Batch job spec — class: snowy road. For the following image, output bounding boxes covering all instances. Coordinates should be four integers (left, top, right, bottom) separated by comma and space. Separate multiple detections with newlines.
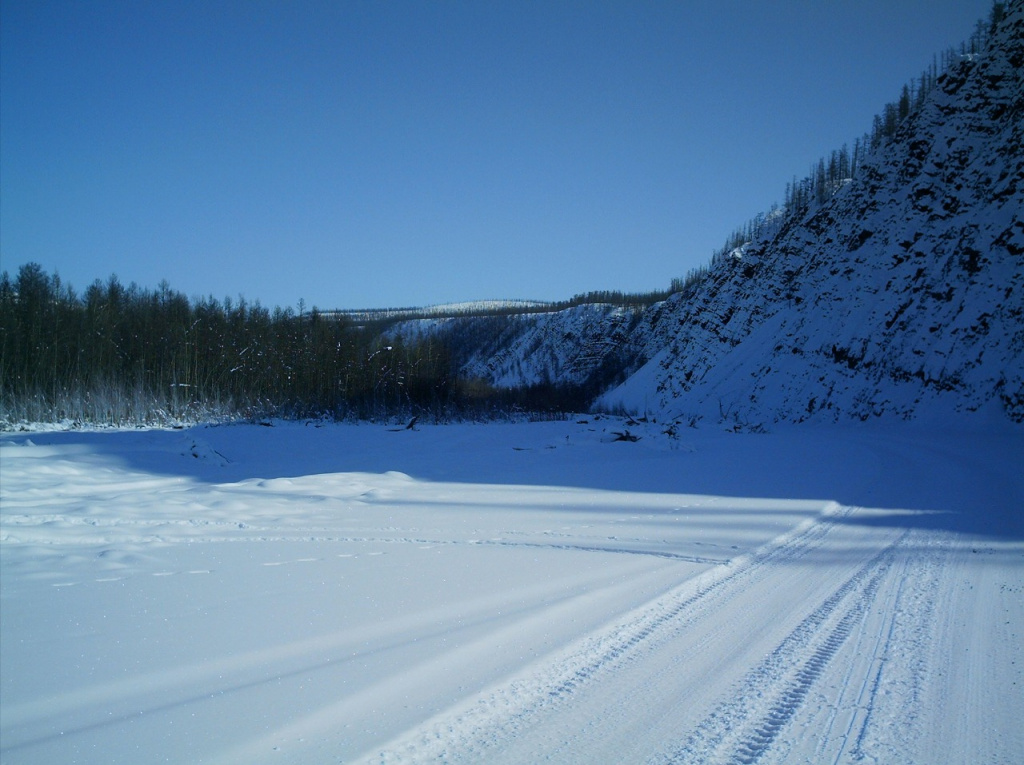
1, 419, 1021, 763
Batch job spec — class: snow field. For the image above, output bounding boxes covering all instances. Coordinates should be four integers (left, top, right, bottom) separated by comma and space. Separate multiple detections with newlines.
1, 418, 1021, 763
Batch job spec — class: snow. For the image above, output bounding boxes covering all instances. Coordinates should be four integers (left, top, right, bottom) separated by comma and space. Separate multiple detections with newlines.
389, 301, 644, 390
2, 418, 1021, 764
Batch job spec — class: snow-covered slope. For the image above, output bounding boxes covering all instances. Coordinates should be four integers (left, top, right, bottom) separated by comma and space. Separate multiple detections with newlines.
600, 4, 1024, 426
390, 301, 662, 392
391, 6, 1022, 427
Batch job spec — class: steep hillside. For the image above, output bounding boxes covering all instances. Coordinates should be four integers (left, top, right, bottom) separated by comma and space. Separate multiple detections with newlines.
383, 4, 1022, 427
600, 2, 1024, 427
390, 302, 662, 396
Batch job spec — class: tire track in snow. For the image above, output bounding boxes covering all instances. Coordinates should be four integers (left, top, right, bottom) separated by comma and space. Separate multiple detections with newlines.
810, 540, 908, 764
361, 504, 856, 763
653, 531, 903, 765
733, 606, 864, 764
843, 535, 944, 763
2, 517, 728, 565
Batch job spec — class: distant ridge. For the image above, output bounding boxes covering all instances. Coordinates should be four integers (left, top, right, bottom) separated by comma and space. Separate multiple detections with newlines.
327, 300, 555, 324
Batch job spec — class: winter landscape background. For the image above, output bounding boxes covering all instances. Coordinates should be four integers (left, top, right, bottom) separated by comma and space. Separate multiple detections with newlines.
2, 2, 1023, 764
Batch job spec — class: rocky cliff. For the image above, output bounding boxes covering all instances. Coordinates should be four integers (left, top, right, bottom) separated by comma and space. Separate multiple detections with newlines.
599, 2, 1023, 426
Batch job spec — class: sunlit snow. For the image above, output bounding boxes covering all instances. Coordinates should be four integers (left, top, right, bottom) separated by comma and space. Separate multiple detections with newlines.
1, 418, 1021, 763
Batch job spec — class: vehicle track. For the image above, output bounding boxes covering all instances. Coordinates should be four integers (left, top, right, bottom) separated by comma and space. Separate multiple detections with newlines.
655, 536, 901, 764
843, 534, 944, 763
361, 505, 912, 764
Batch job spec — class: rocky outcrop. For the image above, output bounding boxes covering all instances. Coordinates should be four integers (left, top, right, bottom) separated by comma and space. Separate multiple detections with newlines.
600, 3, 1024, 426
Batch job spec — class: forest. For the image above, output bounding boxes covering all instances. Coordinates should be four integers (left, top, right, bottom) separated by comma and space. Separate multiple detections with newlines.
708, 3, 1004, 264
0, 264, 468, 425
0, 263, 622, 425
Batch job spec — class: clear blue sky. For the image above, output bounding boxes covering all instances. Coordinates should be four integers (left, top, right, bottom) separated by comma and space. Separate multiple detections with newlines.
1, 0, 992, 311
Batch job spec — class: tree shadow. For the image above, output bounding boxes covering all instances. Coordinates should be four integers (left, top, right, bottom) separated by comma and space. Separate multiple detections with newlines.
3, 421, 1021, 543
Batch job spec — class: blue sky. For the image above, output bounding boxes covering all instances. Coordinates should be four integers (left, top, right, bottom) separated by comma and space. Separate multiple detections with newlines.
1, 1, 992, 311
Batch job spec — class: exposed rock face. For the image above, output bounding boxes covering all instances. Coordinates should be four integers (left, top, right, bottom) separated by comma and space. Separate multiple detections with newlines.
600, 2, 1024, 426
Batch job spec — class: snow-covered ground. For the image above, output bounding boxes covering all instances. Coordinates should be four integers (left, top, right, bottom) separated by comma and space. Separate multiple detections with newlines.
1, 418, 1021, 764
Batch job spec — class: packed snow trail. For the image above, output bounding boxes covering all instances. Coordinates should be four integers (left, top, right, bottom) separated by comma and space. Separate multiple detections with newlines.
361, 505, 907, 764
360, 425, 1024, 765
1, 420, 1021, 764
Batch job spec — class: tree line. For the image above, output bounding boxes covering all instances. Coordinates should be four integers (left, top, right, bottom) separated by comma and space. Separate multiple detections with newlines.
0, 264, 463, 425
2, 264, 664, 426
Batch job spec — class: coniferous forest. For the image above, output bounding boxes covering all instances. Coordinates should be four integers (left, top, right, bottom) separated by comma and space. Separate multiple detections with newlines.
0, 263, 672, 425
0, 264, 464, 424
708, 4, 1004, 264
0, 263, 623, 425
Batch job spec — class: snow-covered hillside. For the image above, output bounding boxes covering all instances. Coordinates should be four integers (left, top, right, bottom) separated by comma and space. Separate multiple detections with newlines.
391, 302, 657, 391
390, 4, 1023, 427
600, 2, 1024, 427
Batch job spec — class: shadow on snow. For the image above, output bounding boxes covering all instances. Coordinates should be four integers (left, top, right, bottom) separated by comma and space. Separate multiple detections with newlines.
2, 420, 1021, 543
